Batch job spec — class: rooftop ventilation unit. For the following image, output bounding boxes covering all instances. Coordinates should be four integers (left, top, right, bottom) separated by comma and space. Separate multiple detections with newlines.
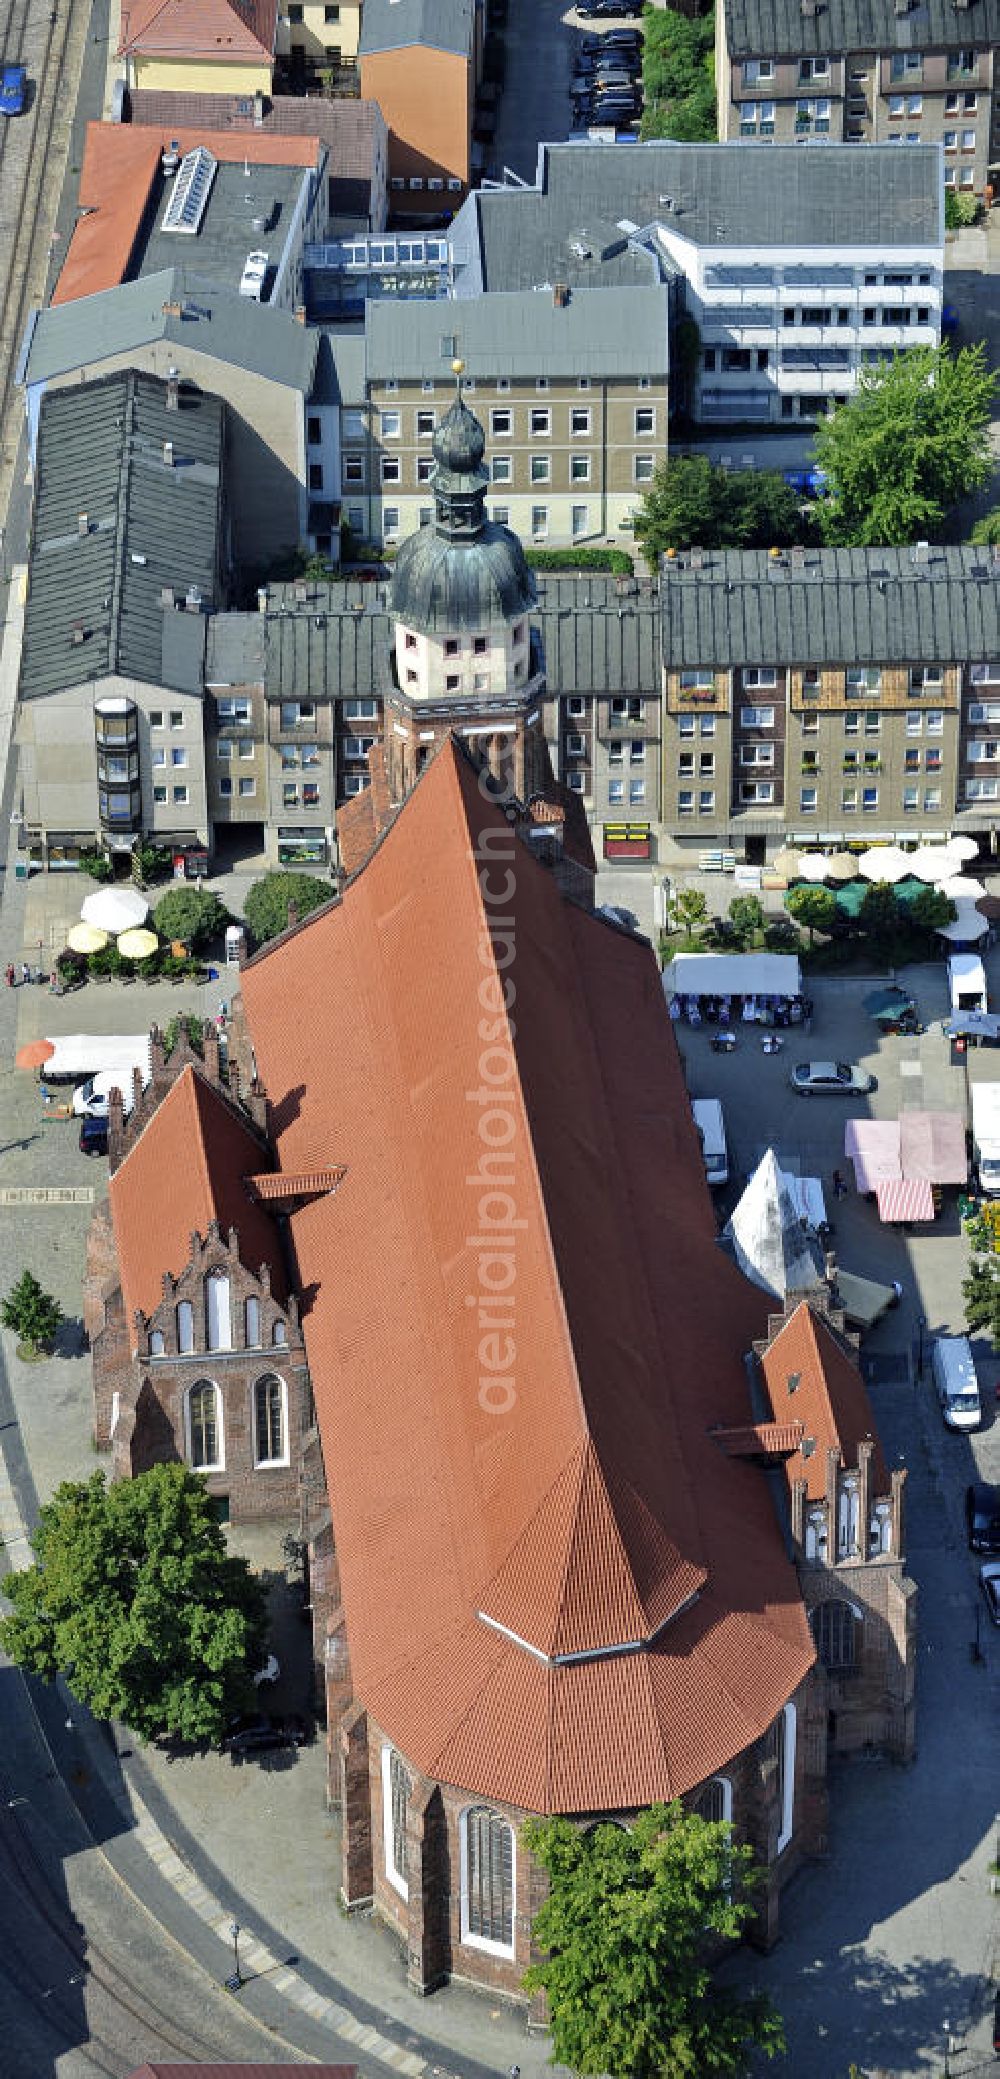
568, 235, 593, 260
77, 512, 89, 536
130, 551, 148, 566
162, 146, 218, 235
160, 587, 177, 609
185, 585, 203, 612
162, 440, 174, 467
161, 138, 181, 176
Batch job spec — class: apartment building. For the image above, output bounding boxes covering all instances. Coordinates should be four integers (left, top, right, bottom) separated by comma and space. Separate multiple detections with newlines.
457, 140, 943, 431
657, 545, 1000, 863
717, 0, 998, 198
357, 288, 670, 550
358, 0, 479, 213
118, 0, 278, 97
125, 90, 389, 230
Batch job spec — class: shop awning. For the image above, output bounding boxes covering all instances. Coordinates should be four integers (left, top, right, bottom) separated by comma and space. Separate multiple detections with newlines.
875, 1176, 935, 1223
844, 1118, 901, 1194
899, 1109, 967, 1185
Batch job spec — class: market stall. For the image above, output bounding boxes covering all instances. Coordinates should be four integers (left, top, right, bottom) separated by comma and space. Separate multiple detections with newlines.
845, 1109, 967, 1212
875, 1177, 935, 1224
899, 1109, 968, 1186
663, 952, 803, 1027
844, 1118, 901, 1194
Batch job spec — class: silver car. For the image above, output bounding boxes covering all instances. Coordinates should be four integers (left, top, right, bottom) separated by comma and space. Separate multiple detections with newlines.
790, 1060, 877, 1097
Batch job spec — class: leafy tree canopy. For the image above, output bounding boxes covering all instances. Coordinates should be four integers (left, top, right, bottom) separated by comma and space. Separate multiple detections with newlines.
243, 870, 336, 947
668, 886, 709, 936
524, 1804, 784, 2079
152, 885, 229, 951
785, 886, 836, 942
0, 1467, 268, 1743
858, 881, 901, 942
812, 344, 997, 546
1, 1271, 63, 1355
963, 1256, 1000, 1346
634, 457, 803, 565
641, 8, 716, 140
970, 508, 1000, 547
908, 886, 956, 935
727, 894, 764, 945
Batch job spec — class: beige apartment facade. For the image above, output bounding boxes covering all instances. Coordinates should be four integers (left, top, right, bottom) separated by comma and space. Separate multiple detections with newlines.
716, 0, 997, 196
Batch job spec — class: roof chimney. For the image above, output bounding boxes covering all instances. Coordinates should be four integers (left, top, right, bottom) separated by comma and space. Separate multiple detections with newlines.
162, 439, 174, 467
800, 0, 818, 16
166, 368, 180, 410
552, 282, 570, 308
253, 88, 264, 125
293, 303, 307, 325
257, 585, 268, 614
78, 511, 89, 536
71, 620, 87, 645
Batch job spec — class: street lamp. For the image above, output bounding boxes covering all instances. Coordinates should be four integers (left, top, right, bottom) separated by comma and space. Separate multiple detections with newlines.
226, 1919, 244, 1991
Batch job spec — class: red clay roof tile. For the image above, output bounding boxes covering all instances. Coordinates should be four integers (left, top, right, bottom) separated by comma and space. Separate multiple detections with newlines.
760, 1303, 887, 1502
118, 0, 278, 62
240, 740, 814, 1811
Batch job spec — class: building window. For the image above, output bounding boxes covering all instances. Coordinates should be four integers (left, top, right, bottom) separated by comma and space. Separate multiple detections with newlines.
678, 789, 694, 814
571, 504, 589, 539
530, 454, 551, 484
811, 1599, 857, 1671
206, 1271, 232, 1352
529, 409, 551, 436
382, 1747, 410, 1897
188, 1380, 222, 1471
630, 779, 646, 805
491, 409, 512, 437
694, 1775, 733, 1826
238, 778, 255, 798
491, 455, 512, 483
171, 747, 187, 768
800, 787, 817, 813
416, 410, 435, 437
149, 1330, 165, 1357
309, 463, 324, 492
381, 456, 400, 484
775, 1702, 796, 1854
571, 453, 591, 483
173, 786, 189, 805
531, 506, 548, 540
176, 1300, 194, 1354
461, 1808, 515, 1954
634, 455, 655, 482
254, 1374, 288, 1465
570, 407, 591, 435
245, 1296, 261, 1346
608, 780, 624, 806
380, 410, 400, 438
273, 1320, 288, 1347
634, 406, 655, 436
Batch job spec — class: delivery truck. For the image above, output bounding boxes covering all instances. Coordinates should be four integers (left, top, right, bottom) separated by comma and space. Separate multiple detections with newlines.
971, 1082, 1000, 1197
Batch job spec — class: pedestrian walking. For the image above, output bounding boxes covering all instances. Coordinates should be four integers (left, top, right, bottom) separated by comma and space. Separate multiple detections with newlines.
20, 962, 30, 986
832, 1168, 847, 1199
4, 963, 14, 989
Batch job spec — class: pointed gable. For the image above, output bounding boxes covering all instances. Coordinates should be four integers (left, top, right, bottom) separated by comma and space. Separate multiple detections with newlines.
109, 1064, 283, 1339
761, 1302, 888, 1501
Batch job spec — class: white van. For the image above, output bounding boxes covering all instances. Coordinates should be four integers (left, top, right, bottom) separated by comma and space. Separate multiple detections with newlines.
931, 1334, 982, 1432
692, 1098, 728, 1188
948, 954, 987, 1017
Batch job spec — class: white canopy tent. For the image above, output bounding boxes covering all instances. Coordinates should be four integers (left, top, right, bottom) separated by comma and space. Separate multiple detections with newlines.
663, 952, 802, 1000
723, 1150, 825, 1303
938, 906, 990, 943
857, 846, 911, 883
937, 875, 987, 901
795, 853, 832, 883
910, 845, 961, 883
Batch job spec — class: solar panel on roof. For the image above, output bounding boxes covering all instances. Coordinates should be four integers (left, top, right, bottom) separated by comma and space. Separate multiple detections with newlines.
162, 147, 218, 235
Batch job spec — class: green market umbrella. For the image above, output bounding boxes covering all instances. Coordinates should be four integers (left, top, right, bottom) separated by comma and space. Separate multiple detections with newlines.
864, 985, 913, 1017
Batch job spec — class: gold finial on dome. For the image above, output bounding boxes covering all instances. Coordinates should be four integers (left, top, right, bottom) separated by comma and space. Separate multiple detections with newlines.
452, 357, 464, 375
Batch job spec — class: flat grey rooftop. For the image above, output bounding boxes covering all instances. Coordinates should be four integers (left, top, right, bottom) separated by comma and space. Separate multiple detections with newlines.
364, 285, 670, 380
21, 370, 224, 702
135, 160, 308, 303
20, 268, 318, 393
476, 143, 941, 292
359, 0, 472, 57
723, 0, 999, 59
659, 546, 1000, 668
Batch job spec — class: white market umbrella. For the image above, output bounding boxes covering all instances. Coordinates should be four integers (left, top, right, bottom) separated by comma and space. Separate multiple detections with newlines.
857, 846, 909, 883
937, 875, 987, 902
772, 847, 800, 879
949, 836, 980, 862
825, 853, 858, 883
66, 921, 109, 954
937, 904, 990, 942
796, 853, 832, 883
910, 845, 960, 883
81, 886, 150, 933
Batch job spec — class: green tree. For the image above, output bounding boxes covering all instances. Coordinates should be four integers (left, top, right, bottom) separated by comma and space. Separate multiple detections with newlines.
1, 1272, 63, 1356
812, 344, 998, 547
908, 887, 956, 936
858, 881, 901, 947
634, 458, 802, 565
162, 1013, 206, 1059
523, 1804, 784, 2079
963, 1257, 1000, 1345
764, 916, 800, 952
728, 894, 764, 946
667, 886, 709, 939
786, 885, 837, 944
640, 7, 716, 140
970, 508, 1000, 546
0, 1466, 268, 1743
243, 870, 336, 947
152, 886, 229, 951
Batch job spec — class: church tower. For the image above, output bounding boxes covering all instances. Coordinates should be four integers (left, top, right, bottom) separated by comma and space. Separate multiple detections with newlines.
384, 366, 551, 804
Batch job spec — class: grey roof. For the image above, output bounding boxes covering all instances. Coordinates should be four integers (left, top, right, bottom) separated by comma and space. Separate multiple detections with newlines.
205, 611, 267, 685
723, 0, 999, 58
359, 0, 472, 57
660, 547, 1000, 669
391, 522, 536, 634
262, 584, 394, 702
476, 143, 941, 290
530, 574, 662, 695
317, 327, 367, 405
136, 160, 309, 300
126, 88, 384, 188
20, 269, 318, 393
724, 1150, 825, 1303
365, 285, 670, 381
252, 572, 662, 698
20, 370, 224, 701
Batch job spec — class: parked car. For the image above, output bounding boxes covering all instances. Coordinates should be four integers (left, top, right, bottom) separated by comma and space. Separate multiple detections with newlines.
580, 28, 641, 48
790, 1060, 876, 1097
979, 1560, 1000, 1626
0, 64, 27, 115
578, 0, 640, 17
223, 1713, 310, 1759
79, 1116, 109, 1157
965, 1481, 1000, 1554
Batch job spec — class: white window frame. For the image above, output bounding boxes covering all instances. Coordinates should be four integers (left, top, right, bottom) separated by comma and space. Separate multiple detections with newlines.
205, 1270, 233, 1352
459, 1807, 516, 1958
381, 1745, 409, 1898
186, 1378, 224, 1472
253, 1372, 289, 1468
776, 1701, 796, 1854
